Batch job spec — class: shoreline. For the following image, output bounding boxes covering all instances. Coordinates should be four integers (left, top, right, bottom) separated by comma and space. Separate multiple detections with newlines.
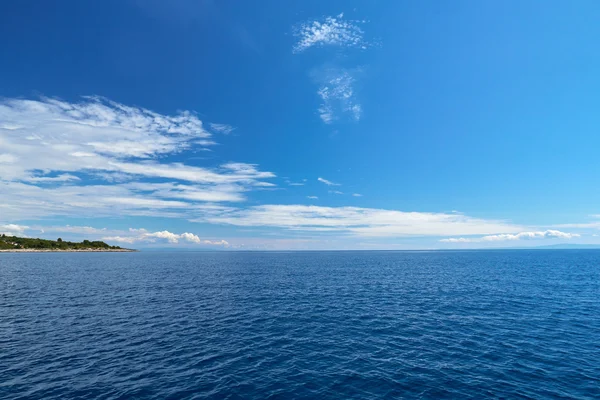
0, 248, 137, 253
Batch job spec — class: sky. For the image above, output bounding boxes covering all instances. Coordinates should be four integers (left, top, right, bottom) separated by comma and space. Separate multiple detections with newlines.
1, 0, 600, 250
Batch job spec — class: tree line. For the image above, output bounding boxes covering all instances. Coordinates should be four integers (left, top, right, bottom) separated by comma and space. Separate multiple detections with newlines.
0, 234, 122, 250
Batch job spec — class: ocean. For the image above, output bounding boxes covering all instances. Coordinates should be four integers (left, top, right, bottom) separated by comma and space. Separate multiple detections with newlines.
1, 250, 599, 399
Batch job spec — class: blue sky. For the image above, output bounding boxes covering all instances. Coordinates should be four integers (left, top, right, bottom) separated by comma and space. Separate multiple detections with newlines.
1, 0, 600, 249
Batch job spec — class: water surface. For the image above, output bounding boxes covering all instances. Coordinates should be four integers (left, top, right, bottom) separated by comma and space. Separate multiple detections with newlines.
1, 250, 599, 399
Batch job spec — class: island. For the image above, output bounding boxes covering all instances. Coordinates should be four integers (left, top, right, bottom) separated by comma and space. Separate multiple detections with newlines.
0, 235, 136, 252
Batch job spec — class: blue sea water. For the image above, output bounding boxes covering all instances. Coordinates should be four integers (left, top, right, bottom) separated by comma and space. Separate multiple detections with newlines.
1, 250, 599, 399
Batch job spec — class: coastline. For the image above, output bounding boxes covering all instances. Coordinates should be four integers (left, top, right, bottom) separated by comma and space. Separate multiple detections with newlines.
0, 248, 137, 253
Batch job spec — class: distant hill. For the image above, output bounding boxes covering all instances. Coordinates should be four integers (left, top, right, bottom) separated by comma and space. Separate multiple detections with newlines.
0, 235, 133, 251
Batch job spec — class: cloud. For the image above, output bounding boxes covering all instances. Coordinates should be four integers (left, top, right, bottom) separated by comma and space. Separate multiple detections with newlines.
315, 69, 362, 124
0, 180, 249, 221
553, 215, 600, 229
293, 13, 370, 53
440, 230, 580, 243
0, 96, 275, 220
209, 123, 235, 135
0, 96, 212, 167
352, 193, 362, 197
25, 174, 81, 183
101, 236, 137, 244
329, 190, 344, 195
0, 154, 18, 163
293, 13, 371, 124
203, 239, 229, 246
103, 229, 228, 246
0, 224, 29, 236
307, 196, 318, 199
31, 225, 109, 235
0, 222, 229, 247
318, 177, 340, 186
201, 204, 523, 238
439, 238, 472, 243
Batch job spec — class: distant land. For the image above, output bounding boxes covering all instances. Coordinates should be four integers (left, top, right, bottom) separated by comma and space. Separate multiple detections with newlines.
526, 243, 600, 250
490, 244, 600, 250
0, 235, 136, 252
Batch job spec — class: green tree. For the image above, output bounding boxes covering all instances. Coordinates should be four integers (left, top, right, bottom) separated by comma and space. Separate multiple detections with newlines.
57, 238, 63, 242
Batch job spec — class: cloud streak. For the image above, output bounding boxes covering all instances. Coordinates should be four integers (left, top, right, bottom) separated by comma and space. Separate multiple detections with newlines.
440, 230, 580, 243
200, 204, 524, 238
209, 123, 235, 135
318, 177, 340, 186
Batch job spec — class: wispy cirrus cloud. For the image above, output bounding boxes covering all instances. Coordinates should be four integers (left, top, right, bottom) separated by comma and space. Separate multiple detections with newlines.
553, 214, 600, 229
315, 68, 362, 124
25, 174, 81, 183
293, 13, 371, 53
0, 96, 275, 221
293, 13, 374, 125
200, 204, 524, 238
440, 230, 580, 243
209, 123, 235, 135
317, 177, 340, 186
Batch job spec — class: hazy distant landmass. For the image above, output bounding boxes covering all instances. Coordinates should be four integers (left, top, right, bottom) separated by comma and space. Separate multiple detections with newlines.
0, 235, 135, 252
497, 244, 600, 250
531, 243, 600, 250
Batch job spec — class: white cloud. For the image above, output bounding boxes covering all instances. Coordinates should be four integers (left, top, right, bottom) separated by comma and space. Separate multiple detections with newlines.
0, 97, 212, 170
32, 225, 109, 235
440, 230, 580, 243
318, 177, 340, 186
102, 236, 137, 244
315, 69, 362, 124
554, 217, 600, 229
439, 238, 472, 243
329, 190, 344, 195
293, 13, 370, 53
307, 196, 318, 199
0, 222, 229, 247
103, 229, 227, 246
144, 230, 182, 243
0, 97, 275, 220
0, 224, 29, 236
0, 98, 275, 184
203, 239, 229, 246
0, 154, 18, 163
352, 193, 362, 197
25, 174, 81, 183
201, 204, 523, 238
209, 123, 235, 135
180, 232, 202, 244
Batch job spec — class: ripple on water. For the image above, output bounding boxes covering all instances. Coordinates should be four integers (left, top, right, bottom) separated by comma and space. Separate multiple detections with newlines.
1, 250, 599, 399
